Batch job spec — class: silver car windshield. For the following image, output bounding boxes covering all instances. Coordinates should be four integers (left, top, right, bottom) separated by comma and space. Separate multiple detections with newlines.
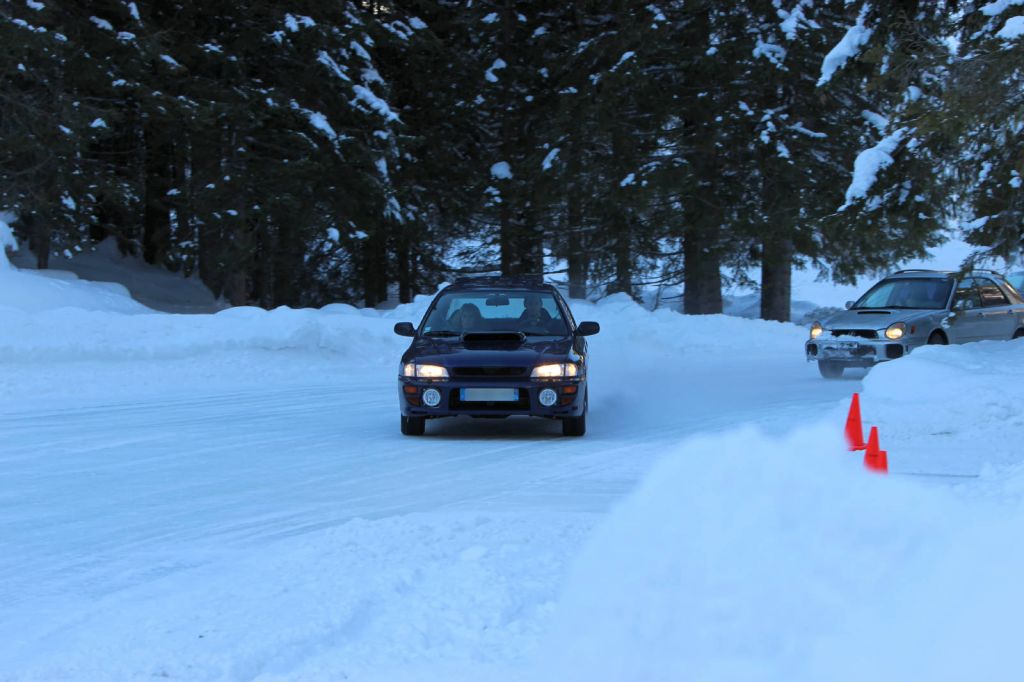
1007, 274, 1024, 295
422, 290, 569, 336
853, 278, 953, 310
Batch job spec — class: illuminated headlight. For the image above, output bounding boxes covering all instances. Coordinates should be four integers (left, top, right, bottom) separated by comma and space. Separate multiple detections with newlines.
810, 322, 824, 340
884, 322, 906, 341
402, 363, 449, 379
422, 388, 442, 407
531, 363, 579, 379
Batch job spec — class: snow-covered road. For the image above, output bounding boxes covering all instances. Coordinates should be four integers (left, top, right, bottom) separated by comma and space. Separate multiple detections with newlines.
0, 341, 857, 605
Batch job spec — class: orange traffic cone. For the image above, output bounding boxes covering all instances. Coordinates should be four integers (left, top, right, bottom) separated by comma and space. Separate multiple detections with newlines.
845, 393, 867, 451
863, 426, 889, 474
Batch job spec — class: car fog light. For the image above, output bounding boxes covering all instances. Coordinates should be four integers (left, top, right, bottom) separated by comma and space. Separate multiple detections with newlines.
539, 388, 557, 407
423, 388, 442, 407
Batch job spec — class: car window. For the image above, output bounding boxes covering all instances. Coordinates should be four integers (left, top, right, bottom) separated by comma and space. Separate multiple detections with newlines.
976, 277, 1010, 307
854, 278, 953, 310
422, 290, 569, 335
1008, 274, 1024, 294
953, 278, 982, 310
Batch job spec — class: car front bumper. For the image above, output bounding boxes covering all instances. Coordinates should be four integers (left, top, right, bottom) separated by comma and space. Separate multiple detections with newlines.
805, 338, 912, 366
398, 377, 586, 418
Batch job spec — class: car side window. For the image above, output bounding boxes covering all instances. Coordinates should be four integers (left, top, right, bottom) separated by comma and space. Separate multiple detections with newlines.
977, 277, 1010, 307
954, 278, 982, 310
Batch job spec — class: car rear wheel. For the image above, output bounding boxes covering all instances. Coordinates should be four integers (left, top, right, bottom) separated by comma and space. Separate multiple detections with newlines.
817, 361, 844, 379
401, 415, 425, 436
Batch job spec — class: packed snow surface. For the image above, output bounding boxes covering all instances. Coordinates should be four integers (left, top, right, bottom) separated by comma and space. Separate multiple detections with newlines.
3, 234, 1024, 679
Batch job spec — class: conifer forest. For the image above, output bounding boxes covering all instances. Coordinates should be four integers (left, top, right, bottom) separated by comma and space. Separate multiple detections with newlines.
1, 1, 1021, 320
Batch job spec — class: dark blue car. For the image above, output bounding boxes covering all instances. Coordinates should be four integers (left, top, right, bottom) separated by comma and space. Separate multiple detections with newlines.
393, 278, 600, 436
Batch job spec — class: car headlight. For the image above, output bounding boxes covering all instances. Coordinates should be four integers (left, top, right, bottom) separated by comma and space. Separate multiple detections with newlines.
884, 322, 906, 341
402, 363, 449, 379
531, 362, 579, 379
810, 322, 824, 340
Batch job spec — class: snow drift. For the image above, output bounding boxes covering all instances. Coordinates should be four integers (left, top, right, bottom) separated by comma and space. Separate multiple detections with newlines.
540, 417, 1024, 682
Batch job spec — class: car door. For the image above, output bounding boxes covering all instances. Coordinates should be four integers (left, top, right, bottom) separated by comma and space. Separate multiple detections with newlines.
975, 276, 1019, 339
947, 278, 985, 343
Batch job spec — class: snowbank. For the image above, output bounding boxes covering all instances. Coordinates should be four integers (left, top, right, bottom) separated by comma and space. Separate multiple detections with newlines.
539, 420, 1024, 682
862, 339, 1024, 475
0, 216, 151, 314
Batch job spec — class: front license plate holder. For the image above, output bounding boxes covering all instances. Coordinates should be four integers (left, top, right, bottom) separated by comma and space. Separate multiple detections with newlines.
821, 341, 860, 357
460, 388, 518, 402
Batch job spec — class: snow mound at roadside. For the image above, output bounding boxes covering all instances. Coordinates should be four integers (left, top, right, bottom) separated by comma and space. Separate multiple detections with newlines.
0, 217, 151, 315
0, 270, 810, 364
862, 340, 1024, 475
539, 422, 1024, 682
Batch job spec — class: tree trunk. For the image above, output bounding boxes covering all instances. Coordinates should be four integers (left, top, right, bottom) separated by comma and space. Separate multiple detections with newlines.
142, 121, 173, 267
25, 213, 51, 269
362, 229, 388, 307
683, 228, 723, 314
565, 133, 587, 298
607, 213, 633, 298
397, 229, 412, 303
761, 235, 794, 322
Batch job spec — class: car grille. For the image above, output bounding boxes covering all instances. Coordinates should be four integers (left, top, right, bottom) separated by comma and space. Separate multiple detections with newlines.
831, 329, 878, 340
450, 367, 528, 378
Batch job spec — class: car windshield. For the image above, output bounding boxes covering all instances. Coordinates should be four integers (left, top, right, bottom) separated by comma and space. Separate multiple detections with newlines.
422, 290, 569, 336
853, 278, 953, 310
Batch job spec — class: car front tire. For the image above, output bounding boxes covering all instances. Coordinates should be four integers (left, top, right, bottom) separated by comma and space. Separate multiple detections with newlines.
401, 415, 425, 436
818, 360, 844, 379
562, 392, 587, 436
562, 413, 586, 437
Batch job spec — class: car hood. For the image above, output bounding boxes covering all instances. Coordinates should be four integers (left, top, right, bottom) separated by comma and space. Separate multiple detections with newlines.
402, 336, 575, 367
822, 308, 941, 330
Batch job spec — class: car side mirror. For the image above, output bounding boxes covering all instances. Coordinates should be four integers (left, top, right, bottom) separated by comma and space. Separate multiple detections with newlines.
576, 321, 600, 336
394, 322, 416, 337
845, 301, 854, 310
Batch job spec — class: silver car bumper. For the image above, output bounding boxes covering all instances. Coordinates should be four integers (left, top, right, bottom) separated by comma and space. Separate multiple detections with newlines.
805, 338, 912, 366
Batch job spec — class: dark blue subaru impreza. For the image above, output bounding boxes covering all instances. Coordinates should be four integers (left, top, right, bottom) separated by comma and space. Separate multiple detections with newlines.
393, 277, 600, 436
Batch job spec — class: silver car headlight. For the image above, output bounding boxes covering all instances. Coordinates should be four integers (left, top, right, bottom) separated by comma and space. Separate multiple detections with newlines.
810, 322, 824, 340
402, 363, 449, 379
884, 322, 906, 341
531, 363, 579, 379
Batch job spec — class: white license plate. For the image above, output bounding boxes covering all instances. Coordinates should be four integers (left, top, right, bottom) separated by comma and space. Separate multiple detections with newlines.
460, 388, 518, 402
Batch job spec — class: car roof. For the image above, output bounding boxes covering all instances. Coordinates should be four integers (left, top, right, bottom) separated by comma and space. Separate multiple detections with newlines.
884, 269, 956, 279
446, 276, 556, 292
884, 268, 1011, 280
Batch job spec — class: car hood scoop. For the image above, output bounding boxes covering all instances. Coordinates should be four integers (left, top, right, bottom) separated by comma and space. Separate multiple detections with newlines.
461, 332, 525, 348
856, 310, 891, 315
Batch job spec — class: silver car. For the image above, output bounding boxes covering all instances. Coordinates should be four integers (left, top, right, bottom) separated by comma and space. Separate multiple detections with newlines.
806, 269, 1024, 379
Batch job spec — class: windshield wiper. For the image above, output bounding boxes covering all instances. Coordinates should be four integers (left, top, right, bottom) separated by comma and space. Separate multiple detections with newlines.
424, 330, 460, 337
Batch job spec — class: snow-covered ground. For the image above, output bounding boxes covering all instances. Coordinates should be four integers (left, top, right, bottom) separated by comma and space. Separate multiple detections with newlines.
3, 221, 1024, 680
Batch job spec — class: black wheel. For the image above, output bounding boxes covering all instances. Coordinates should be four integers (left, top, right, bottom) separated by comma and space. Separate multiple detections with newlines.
1014, 329, 1024, 340
562, 391, 588, 437
928, 331, 948, 345
562, 413, 586, 437
817, 361, 844, 379
401, 415, 425, 436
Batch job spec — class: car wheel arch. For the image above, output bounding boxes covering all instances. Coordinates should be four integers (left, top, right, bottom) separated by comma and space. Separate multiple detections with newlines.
927, 329, 949, 345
